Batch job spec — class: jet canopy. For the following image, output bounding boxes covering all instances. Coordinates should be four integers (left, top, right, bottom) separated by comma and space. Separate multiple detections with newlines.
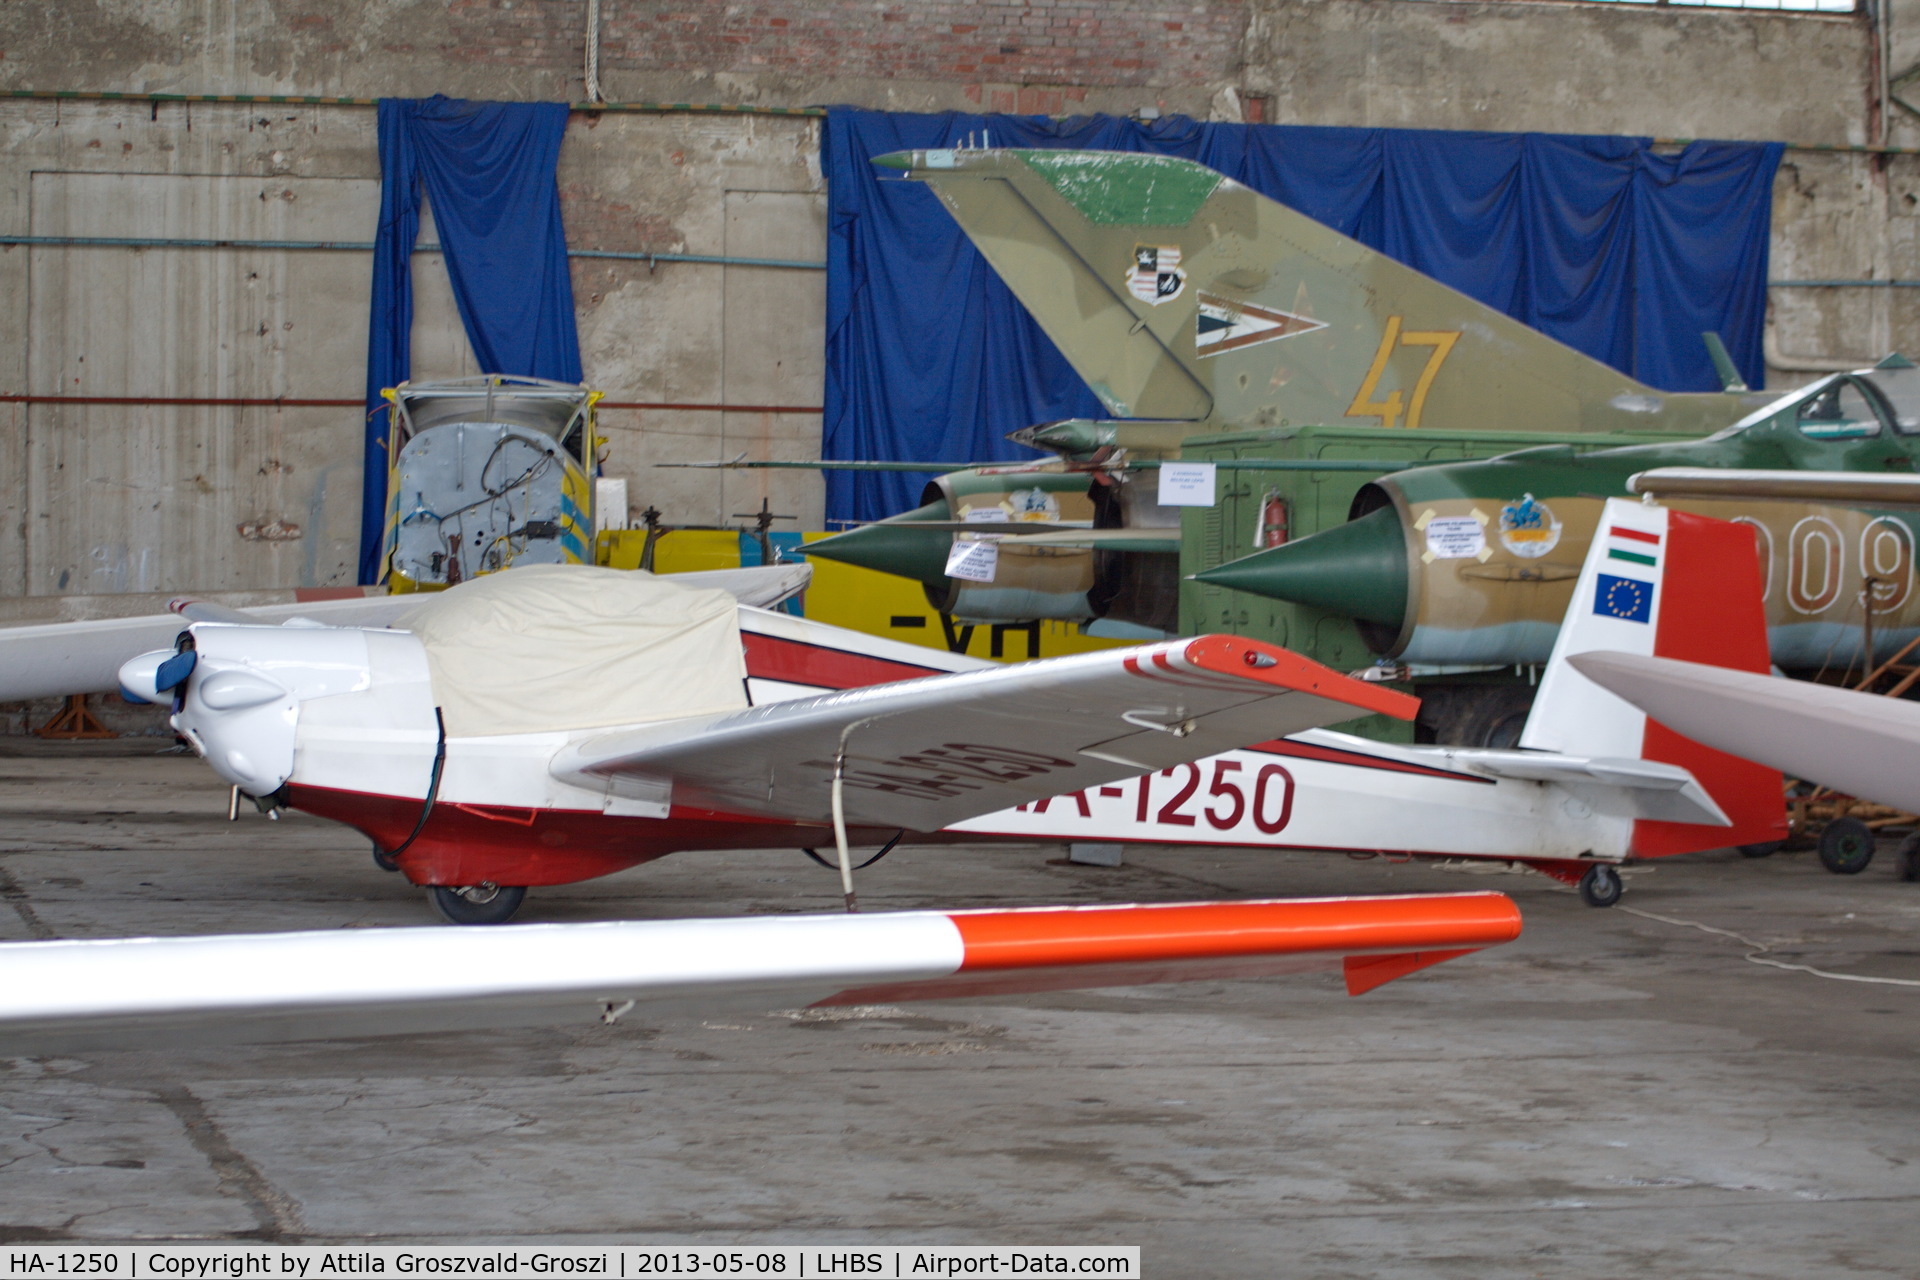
1705, 358, 1920, 444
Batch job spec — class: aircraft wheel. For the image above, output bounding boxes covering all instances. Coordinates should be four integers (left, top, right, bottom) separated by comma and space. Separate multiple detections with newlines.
1817, 818, 1876, 875
1738, 841, 1783, 859
1578, 864, 1623, 908
1894, 833, 1920, 883
429, 883, 527, 925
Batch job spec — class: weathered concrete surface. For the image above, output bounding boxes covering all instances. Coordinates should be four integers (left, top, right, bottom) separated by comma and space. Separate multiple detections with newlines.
0, 743, 1916, 1274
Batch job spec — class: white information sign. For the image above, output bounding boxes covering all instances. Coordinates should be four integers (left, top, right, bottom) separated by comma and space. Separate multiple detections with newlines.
944, 536, 1000, 582
1157, 461, 1217, 507
1424, 516, 1487, 560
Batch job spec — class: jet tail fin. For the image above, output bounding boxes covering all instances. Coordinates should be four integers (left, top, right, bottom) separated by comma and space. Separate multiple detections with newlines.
1520, 497, 1787, 856
890, 148, 1734, 436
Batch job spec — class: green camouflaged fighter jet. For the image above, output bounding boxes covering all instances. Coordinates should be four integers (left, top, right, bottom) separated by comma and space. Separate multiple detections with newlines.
803, 147, 1772, 638
1197, 359, 1920, 673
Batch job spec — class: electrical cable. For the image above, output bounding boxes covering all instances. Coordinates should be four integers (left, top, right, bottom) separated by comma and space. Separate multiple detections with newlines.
800, 830, 904, 872
1622, 904, 1920, 988
372, 708, 447, 871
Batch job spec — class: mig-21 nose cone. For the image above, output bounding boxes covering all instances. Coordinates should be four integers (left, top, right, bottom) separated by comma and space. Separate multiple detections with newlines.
799, 501, 955, 586
1194, 505, 1409, 627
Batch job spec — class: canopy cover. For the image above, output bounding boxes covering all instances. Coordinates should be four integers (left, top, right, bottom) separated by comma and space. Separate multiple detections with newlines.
400, 566, 748, 738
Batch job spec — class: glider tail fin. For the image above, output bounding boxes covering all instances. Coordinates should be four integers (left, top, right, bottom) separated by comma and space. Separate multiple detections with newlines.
1521, 497, 1787, 855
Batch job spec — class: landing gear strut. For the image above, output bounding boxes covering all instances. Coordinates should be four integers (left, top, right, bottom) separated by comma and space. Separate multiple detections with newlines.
429, 883, 528, 925
1578, 864, 1623, 908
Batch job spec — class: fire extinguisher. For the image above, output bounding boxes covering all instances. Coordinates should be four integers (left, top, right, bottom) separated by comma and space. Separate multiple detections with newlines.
1257, 492, 1290, 548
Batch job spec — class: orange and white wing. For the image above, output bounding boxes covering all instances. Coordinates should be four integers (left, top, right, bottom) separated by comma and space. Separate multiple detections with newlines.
0, 893, 1522, 1054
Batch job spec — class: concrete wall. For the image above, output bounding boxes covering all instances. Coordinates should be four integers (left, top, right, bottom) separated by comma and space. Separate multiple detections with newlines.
0, 0, 1910, 602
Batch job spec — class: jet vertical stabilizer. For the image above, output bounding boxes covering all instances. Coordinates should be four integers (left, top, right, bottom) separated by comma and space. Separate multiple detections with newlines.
881, 148, 1760, 438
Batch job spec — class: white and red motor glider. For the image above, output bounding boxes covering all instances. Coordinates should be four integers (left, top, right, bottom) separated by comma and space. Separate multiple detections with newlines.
95, 494, 1782, 923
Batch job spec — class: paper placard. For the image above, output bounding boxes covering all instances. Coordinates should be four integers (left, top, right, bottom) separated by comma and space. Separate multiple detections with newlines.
1424, 516, 1486, 560
1158, 461, 1217, 507
945, 537, 1000, 583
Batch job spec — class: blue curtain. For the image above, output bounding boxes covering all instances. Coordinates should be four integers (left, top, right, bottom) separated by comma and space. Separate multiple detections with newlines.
822, 110, 1783, 524
360, 96, 583, 583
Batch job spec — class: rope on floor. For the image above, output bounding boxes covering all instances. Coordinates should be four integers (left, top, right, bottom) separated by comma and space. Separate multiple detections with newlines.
1622, 905, 1920, 988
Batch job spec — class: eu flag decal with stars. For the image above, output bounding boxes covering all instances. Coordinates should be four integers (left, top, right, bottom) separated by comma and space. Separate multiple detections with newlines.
1595, 573, 1653, 623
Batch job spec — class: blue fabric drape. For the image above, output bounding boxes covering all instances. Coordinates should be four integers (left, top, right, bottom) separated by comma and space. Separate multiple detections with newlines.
360, 96, 582, 583
822, 110, 1783, 524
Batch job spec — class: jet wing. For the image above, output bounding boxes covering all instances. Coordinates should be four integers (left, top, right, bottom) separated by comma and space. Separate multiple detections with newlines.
551, 635, 1416, 830
1571, 651, 1920, 814
985, 528, 1183, 553
0, 564, 810, 702
0, 893, 1522, 1054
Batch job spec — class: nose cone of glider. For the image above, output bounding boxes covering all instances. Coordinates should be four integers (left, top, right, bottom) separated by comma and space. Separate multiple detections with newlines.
117, 648, 179, 705
800, 501, 956, 586
1194, 505, 1410, 627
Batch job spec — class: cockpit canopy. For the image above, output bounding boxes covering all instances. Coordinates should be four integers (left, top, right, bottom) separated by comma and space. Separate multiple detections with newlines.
1708, 358, 1920, 443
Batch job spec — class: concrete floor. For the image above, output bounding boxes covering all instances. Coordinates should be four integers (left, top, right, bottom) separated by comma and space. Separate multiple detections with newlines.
1, 742, 1917, 1275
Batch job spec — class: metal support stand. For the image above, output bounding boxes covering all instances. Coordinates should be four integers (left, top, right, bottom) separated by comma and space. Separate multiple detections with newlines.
831, 749, 858, 913
34, 694, 115, 740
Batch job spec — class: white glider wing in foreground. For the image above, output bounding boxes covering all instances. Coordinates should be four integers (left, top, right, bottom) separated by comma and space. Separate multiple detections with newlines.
1571, 651, 1920, 815
551, 635, 1417, 831
0, 894, 1523, 1055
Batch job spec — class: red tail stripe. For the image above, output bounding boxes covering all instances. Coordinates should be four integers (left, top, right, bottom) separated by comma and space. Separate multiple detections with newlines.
1610, 526, 1662, 545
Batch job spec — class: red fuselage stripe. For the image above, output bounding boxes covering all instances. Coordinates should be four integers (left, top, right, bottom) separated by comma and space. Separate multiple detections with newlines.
1609, 526, 1661, 545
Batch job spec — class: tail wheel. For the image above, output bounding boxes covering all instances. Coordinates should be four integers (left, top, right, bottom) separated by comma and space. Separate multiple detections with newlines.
429, 883, 528, 925
1578, 864, 1623, 908
1738, 841, 1783, 859
1817, 818, 1876, 875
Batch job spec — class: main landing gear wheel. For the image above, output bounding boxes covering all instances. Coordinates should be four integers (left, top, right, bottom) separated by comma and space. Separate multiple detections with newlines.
1817, 818, 1876, 875
429, 883, 527, 925
1738, 841, 1784, 859
1578, 864, 1623, 908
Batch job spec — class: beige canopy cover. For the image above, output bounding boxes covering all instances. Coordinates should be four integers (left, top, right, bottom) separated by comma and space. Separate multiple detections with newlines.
400, 565, 748, 737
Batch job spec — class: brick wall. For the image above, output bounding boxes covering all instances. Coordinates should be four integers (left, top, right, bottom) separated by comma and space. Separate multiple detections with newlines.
595, 2, 1248, 92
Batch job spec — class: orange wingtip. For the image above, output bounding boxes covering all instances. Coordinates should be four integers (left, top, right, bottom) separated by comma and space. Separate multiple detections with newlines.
1180, 635, 1419, 722
951, 893, 1521, 974
816, 894, 1520, 1007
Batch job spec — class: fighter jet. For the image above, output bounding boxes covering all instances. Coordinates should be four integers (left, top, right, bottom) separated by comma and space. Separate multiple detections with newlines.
797, 147, 1774, 636
1197, 359, 1920, 673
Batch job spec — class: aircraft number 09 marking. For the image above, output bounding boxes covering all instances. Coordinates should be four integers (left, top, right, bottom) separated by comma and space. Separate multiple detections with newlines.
1346, 315, 1461, 430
